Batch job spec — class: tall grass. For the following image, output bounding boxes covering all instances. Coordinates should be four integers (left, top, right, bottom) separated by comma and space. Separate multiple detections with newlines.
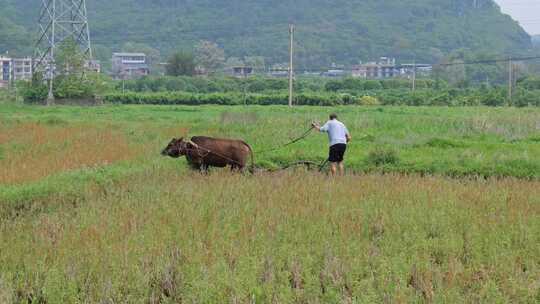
0, 122, 141, 185
1, 104, 539, 302
0, 168, 539, 302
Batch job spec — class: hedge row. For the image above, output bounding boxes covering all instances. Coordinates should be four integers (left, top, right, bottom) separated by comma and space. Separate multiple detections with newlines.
105, 92, 345, 106
104, 89, 540, 107
120, 76, 322, 94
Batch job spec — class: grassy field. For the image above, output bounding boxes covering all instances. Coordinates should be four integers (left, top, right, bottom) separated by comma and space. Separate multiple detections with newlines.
1, 104, 539, 182
0, 104, 539, 302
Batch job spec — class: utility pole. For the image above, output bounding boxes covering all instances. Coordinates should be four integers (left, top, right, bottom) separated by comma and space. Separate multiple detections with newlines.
412, 58, 416, 91
508, 57, 512, 102
34, 0, 93, 106
47, 2, 55, 107
288, 24, 294, 107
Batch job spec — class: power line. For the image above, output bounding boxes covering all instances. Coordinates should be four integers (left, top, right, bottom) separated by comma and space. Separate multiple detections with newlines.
288, 24, 294, 107
436, 55, 540, 66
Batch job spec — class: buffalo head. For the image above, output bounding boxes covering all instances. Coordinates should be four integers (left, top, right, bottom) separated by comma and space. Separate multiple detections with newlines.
161, 137, 189, 158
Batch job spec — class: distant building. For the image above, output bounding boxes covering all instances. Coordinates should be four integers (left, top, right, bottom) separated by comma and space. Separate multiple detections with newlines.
230, 66, 254, 78
322, 69, 347, 77
0, 56, 11, 88
11, 57, 32, 81
85, 60, 101, 73
352, 57, 397, 79
268, 70, 288, 78
112, 52, 149, 79
398, 63, 433, 78
0, 56, 33, 88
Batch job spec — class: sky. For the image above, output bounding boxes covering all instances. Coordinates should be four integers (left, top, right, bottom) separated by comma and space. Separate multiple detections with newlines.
495, 0, 540, 35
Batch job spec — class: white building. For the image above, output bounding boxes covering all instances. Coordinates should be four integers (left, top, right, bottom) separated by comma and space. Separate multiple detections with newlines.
112, 52, 149, 79
398, 64, 433, 78
352, 57, 397, 79
0, 56, 34, 88
12, 57, 33, 81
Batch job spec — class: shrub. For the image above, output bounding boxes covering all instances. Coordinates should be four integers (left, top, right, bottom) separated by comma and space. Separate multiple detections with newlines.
358, 95, 381, 106
366, 148, 400, 166
19, 81, 48, 104
424, 138, 465, 148
512, 89, 540, 107
363, 80, 383, 90
482, 89, 506, 106
324, 80, 343, 92
517, 76, 540, 90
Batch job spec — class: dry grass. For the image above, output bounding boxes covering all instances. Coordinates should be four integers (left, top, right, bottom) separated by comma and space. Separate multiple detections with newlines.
1, 169, 538, 302
0, 122, 139, 185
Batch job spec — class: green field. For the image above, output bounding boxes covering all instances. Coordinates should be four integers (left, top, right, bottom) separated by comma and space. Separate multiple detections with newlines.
1, 104, 539, 302
2, 104, 540, 179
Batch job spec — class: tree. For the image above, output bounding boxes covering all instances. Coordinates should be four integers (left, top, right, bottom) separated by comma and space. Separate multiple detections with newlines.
165, 52, 196, 76
195, 40, 225, 74
53, 39, 90, 99
55, 39, 85, 76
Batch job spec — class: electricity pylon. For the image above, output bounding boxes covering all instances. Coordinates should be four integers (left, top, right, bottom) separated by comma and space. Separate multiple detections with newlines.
34, 0, 93, 105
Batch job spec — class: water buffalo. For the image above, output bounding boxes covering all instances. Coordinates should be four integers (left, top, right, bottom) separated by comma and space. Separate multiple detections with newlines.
161, 136, 254, 172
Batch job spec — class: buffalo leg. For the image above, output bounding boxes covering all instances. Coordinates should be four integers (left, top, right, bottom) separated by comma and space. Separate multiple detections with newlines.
189, 162, 201, 171
230, 164, 244, 172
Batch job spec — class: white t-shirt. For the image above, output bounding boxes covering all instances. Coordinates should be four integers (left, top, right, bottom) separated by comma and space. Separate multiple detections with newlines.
320, 119, 350, 146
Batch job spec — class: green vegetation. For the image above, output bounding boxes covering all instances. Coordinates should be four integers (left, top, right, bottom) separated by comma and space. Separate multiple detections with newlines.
0, 3, 31, 55
0, 104, 539, 302
103, 87, 540, 108
2, 170, 539, 303
17, 40, 113, 103
119, 74, 540, 94
165, 52, 196, 77
16, 71, 540, 106
1, 104, 539, 184
0, 0, 532, 67
0, 89, 18, 105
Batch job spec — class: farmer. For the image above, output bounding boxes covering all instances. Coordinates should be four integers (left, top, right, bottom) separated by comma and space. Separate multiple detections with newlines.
312, 113, 351, 176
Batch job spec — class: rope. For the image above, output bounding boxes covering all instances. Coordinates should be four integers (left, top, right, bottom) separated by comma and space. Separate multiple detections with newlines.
184, 146, 244, 167
184, 146, 328, 173
280, 159, 328, 172
180, 126, 324, 172
255, 126, 315, 154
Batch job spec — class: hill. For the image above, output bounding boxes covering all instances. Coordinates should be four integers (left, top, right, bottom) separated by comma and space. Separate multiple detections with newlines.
0, 3, 31, 56
533, 35, 540, 47
0, 0, 532, 68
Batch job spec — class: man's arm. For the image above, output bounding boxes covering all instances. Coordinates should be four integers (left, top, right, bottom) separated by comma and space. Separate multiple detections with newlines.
345, 126, 351, 142
312, 121, 329, 132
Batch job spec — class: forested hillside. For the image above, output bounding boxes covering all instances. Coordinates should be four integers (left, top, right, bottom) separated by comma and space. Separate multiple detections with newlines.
0, 3, 32, 56
0, 0, 532, 68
